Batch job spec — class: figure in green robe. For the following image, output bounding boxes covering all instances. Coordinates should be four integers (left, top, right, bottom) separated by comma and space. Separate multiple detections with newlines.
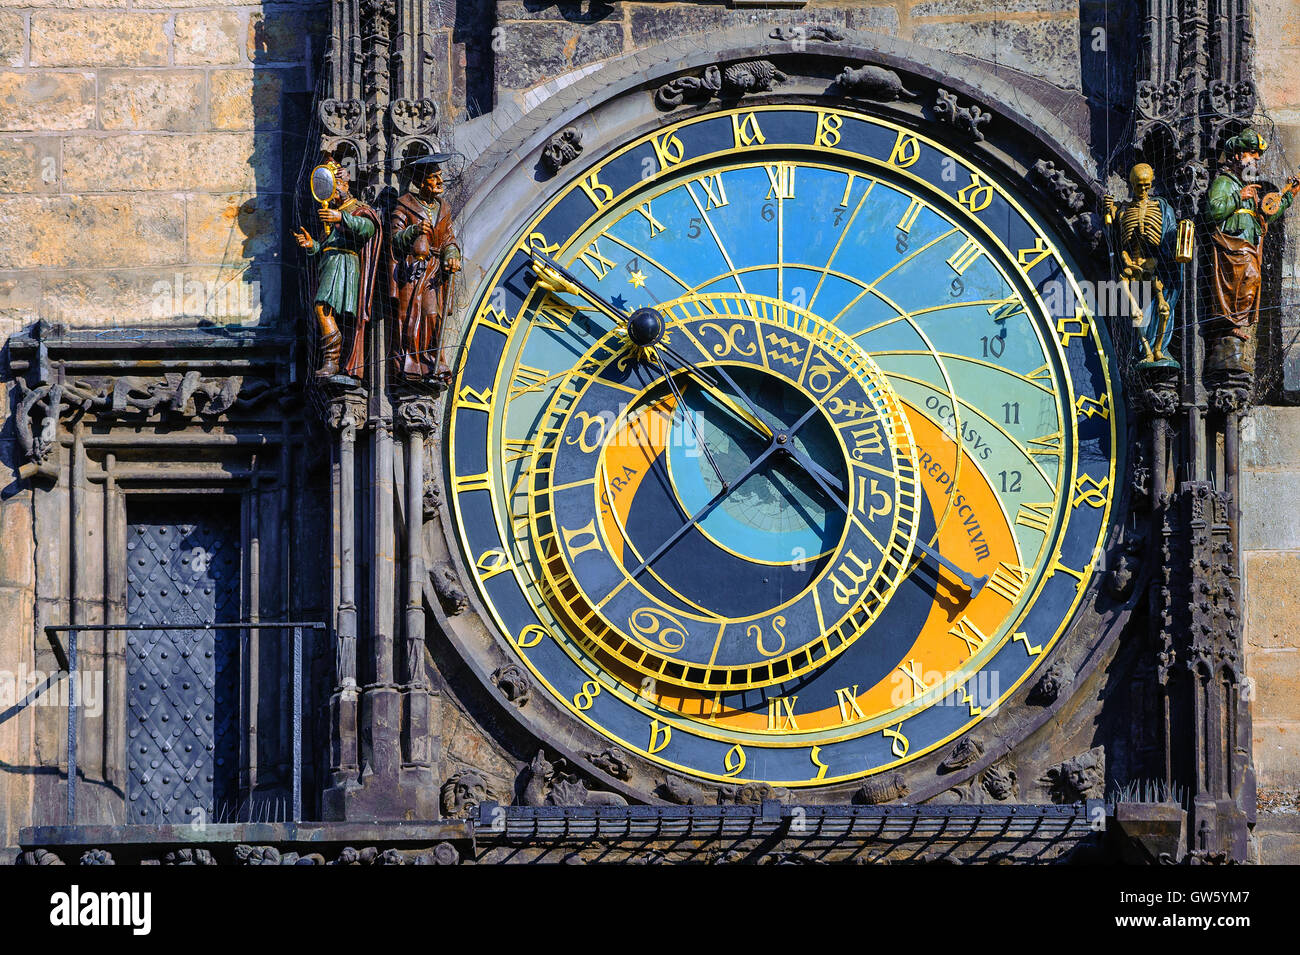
1205, 128, 1299, 374
295, 163, 384, 378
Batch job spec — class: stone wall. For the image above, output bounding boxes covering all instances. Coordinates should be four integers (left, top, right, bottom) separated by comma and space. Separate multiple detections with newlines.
0, 0, 325, 852
489, 0, 1086, 108
1242, 406, 1300, 790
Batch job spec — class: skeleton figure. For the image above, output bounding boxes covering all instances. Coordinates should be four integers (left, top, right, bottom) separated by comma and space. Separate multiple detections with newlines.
1103, 163, 1183, 369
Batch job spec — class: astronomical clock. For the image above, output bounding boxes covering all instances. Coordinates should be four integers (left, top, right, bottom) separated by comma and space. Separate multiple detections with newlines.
446, 103, 1121, 792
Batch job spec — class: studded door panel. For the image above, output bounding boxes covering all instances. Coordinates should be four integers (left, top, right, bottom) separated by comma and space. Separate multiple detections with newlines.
125, 504, 241, 825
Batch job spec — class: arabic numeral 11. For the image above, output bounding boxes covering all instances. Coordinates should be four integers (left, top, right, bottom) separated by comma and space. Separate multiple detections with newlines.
1003, 401, 1020, 425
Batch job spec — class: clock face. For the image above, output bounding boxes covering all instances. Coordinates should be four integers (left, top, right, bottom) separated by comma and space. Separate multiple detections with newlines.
449, 105, 1121, 787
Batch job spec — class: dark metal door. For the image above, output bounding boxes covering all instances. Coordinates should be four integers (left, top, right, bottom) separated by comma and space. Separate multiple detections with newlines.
125, 503, 241, 825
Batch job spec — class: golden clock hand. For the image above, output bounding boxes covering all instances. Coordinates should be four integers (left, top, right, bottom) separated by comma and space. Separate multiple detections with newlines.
660, 344, 774, 440
530, 249, 630, 325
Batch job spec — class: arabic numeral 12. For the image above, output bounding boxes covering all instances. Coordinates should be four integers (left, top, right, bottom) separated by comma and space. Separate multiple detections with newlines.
998, 470, 1022, 493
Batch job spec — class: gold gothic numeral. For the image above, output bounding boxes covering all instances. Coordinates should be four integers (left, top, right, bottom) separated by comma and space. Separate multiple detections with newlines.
883, 725, 909, 758
814, 110, 843, 147
1057, 307, 1090, 346
579, 169, 614, 209
1072, 474, 1111, 509
652, 131, 686, 169
957, 173, 994, 212
1076, 395, 1110, 421
1017, 237, 1053, 271
732, 112, 766, 148
1012, 631, 1043, 657
723, 744, 747, 777
887, 131, 920, 168
456, 384, 492, 411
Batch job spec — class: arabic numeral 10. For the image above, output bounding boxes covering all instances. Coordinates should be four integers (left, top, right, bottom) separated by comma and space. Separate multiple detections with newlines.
981, 335, 1005, 358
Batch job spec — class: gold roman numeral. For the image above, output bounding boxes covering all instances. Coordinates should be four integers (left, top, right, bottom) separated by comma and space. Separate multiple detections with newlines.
766, 696, 799, 731
764, 162, 796, 200
948, 615, 988, 657
1015, 502, 1054, 535
987, 562, 1031, 603
946, 237, 982, 274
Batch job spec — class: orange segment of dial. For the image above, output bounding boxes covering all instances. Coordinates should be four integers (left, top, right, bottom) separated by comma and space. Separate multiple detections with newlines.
598, 393, 678, 566
641, 400, 1023, 733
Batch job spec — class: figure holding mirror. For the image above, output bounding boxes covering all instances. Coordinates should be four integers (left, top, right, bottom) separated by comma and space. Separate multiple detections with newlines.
296, 158, 384, 378
389, 153, 461, 382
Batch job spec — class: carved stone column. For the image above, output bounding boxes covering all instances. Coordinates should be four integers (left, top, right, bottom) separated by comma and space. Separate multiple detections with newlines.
395, 393, 438, 774
324, 388, 366, 805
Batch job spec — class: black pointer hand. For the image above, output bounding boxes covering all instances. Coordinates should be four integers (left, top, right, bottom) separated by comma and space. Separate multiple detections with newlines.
659, 343, 847, 497
628, 403, 822, 579
649, 352, 729, 492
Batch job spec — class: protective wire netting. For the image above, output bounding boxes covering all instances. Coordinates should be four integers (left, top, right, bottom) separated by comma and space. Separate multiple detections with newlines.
290, 64, 468, 424
1097, 109, 1300, 408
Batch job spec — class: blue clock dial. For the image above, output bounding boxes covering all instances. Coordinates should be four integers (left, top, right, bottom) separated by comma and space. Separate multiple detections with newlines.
448, 105, 1121, 786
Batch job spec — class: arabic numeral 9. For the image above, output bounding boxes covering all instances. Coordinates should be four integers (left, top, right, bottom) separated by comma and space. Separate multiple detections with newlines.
980, 334, 1005, 358
949, 277, 964, 297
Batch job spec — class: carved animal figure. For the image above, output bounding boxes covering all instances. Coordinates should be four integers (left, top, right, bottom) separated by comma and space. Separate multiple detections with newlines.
837, 64, 917, 101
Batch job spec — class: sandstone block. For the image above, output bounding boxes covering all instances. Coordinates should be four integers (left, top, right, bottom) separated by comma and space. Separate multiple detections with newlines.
62, 132, 281, 193
29, 12, 168, 68
248, 8, 326, 64
0, 70, 95, 132
98, 70, 205, 132
0, 12, 24, 67
1250, 650, 1300, 722
185, 191, 281, 264
0, 194, 186, 270
1246, 551, 1300, 650
912, 17, 1080, 91
174, 10, 245, 67
0, 137, 60, 192
495, 21, 622, 92
209, 69, 283, 130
